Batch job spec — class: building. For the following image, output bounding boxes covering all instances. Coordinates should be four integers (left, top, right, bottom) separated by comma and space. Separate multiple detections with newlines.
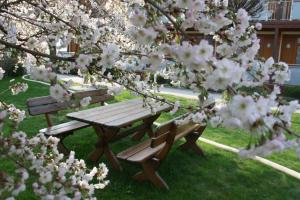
255, 0, 300, 66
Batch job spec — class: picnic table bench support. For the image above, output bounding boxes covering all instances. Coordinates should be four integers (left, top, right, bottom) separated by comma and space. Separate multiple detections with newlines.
56, 132, 74, 155
179, 126, 206, 157
131, 114, 160, 141
133, 158, 169, 190
89, 125, 122, 171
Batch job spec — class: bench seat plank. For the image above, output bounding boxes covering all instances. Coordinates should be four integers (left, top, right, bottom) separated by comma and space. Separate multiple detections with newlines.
174, 123, 201, 140
125, 144, 164, 162
40, 120, 89, 136
117, 140, 151, 160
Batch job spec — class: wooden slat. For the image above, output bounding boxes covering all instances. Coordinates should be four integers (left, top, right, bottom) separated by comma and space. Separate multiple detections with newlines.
40, 121, 89, 136
126, 144, 165, 162
67, 99, 142, 119
67, 99, 170, 124
174, 124, 201, 141
155, 122, 174, 136
29, 101, 71, 116
27, 89, 113, 116
27, 96, 57, 107
73, 88, 108, 98
68, 101, 144, 124
89, 104, 153, 125
151, 132, 169, 148
40, 120, 86, 132
117, 140, 151, 160
89, 94, 113, 104
151, 123, 199, 148
105, 104, 171, 127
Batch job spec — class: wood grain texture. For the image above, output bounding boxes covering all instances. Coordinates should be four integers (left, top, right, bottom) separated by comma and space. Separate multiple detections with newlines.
28, 89, 113, 155
67, 99, 172, 128
117, 119, 206, 190
27, 89, 113, 116
40, 121, 89, 136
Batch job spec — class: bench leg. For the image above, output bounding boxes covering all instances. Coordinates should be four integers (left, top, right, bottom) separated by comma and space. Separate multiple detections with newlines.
133, 159, 169, 190
56, 132, 73, 155
179, 131, 205, 157
133, 171, 148, 181
57, 141, 70, 155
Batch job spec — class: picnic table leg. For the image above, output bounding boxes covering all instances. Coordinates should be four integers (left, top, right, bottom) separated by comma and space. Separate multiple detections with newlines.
89, 139, 105, 162
132, 114, 160, 141
179, 126, 206, 157
89, 125, 122, 171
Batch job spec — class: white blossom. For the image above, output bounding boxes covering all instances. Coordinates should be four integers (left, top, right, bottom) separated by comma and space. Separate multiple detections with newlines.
10, 83, 28, 95
196, 40, 213, 61
0, 67, 5, 80
130, 9, 147, 27
50, 84, 71, 102
76, 54, 93, 69
170, 101, 180, 114
80, 96, 92, 107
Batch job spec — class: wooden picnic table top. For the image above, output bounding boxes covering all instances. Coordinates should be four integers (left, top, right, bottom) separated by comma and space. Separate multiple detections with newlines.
67, 98, 172, 128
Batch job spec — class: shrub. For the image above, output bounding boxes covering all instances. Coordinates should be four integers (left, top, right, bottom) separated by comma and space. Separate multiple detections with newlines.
282, 85, 300, 100
0, 55, 25, 77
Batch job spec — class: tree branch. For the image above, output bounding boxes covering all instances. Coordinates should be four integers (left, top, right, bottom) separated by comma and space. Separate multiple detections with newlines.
27, 1, 77, 31
144, 0, 188, 39
0, 39, 75, 62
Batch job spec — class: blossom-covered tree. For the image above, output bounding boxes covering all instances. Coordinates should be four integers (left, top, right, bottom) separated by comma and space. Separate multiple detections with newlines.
228, 0, 266, 17
0, 0, 299, 199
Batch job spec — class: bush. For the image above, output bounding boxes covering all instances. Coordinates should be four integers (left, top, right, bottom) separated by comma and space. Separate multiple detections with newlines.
156, 74, 171, 85
0, 55, 25, 77
264, 83, 300, 100
282, 85, 300, 100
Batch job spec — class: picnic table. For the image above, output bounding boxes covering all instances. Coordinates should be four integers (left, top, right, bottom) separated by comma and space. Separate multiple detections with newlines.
67, 98, 172, 171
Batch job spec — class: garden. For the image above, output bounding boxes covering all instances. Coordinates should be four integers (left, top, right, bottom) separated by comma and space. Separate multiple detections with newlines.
1, 0, 300, 200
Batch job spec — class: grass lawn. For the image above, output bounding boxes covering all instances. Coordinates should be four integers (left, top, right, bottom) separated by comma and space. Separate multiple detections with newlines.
1, 77, 300, 200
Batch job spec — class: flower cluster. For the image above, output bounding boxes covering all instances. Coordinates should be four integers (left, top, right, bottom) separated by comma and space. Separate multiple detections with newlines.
239, 133, 299, 158
0, 103, 26, 125
99, 43, 120, 68
0, 67, 5, 80
31, 67, 57, 83
9, 82, 28, 95
0, 110, 6, 131
80, 96, 92, 108
50, 84, 72, 102
0, 132, 109, 199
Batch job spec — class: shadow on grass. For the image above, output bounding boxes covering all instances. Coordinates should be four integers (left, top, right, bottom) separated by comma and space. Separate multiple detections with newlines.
60, 129, 300, 200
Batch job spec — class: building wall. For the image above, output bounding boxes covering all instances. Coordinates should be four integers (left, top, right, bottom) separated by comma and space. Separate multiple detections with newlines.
258, 28, 300, 66
255, 1, 300, 65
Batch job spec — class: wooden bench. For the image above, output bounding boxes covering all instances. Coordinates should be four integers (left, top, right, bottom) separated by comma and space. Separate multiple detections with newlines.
27, 88, 113, 154
117, 119, 206, 190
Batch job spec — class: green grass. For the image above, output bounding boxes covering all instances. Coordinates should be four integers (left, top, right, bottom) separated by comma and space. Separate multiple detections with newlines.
1, 77, 300, 200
